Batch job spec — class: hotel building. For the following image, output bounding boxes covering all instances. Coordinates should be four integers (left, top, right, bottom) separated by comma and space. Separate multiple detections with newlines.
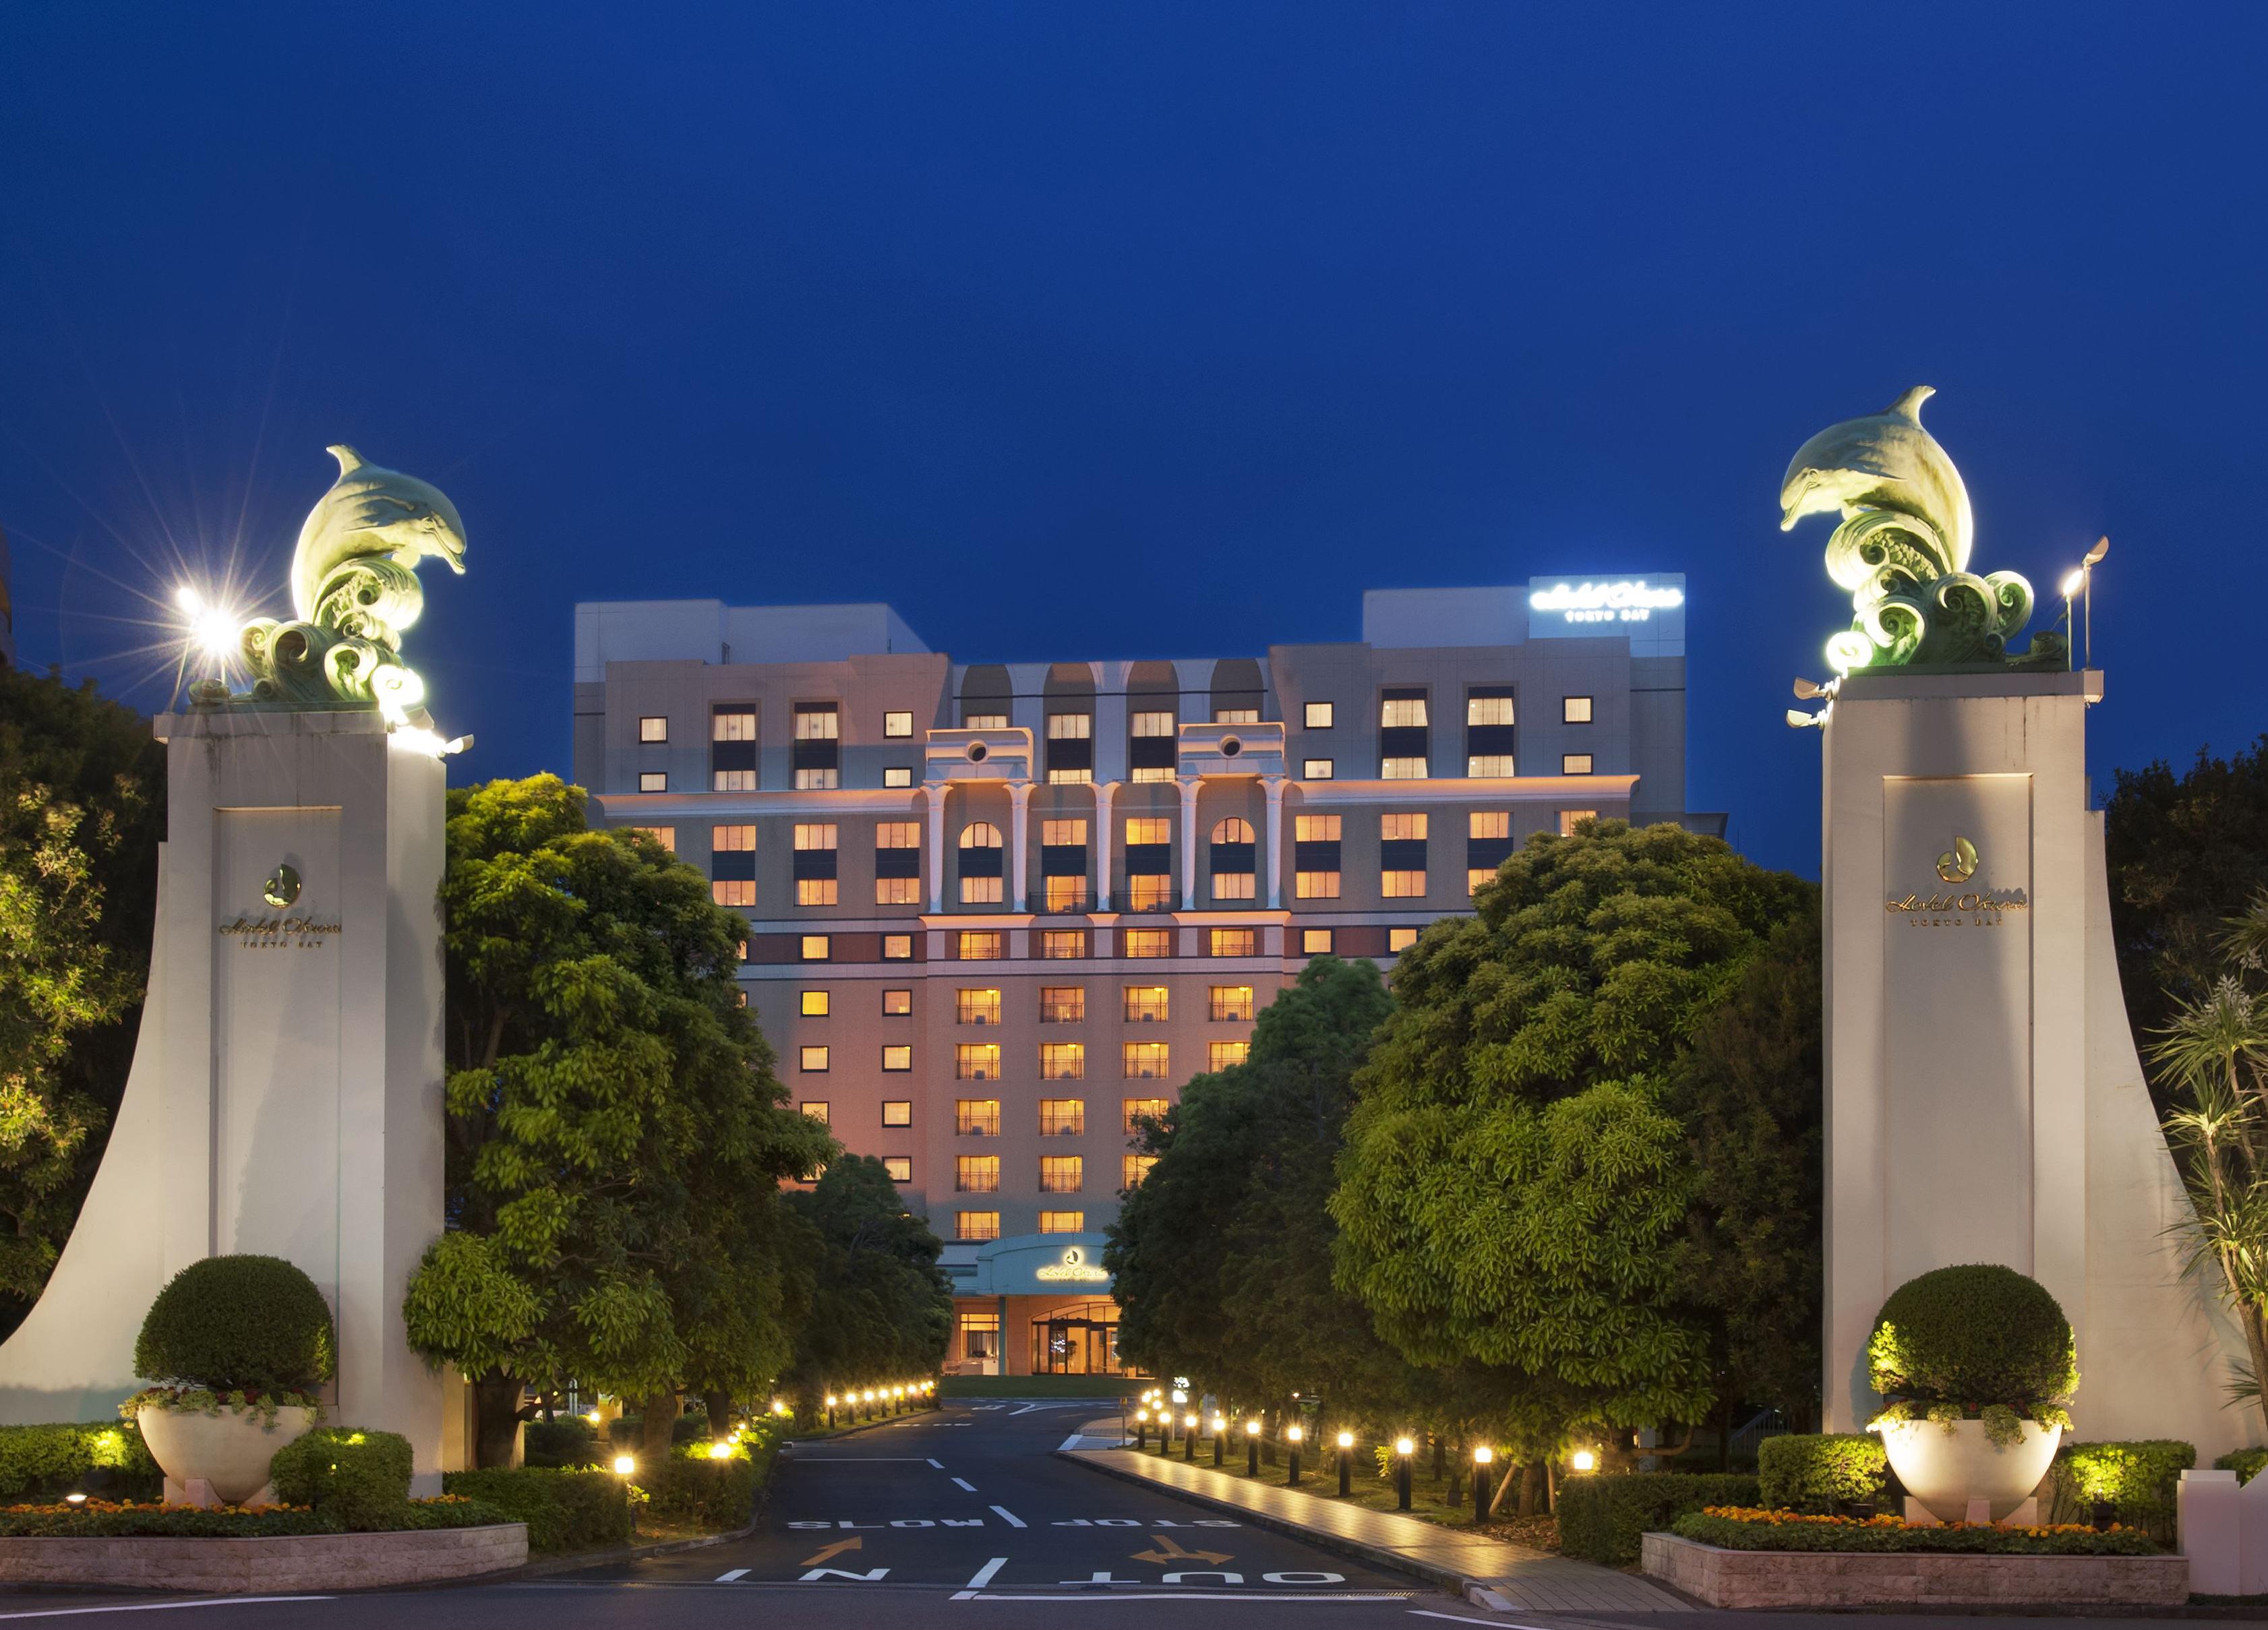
572, 578, 1716, 1377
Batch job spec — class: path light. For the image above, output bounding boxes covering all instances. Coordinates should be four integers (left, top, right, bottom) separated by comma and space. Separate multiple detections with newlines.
1135, 1407, 1149, 1450
1570, 1448, 1597, 1473
1473, 1446, 1494, 1523
1337, 1432, 1354, 1497
1185, 1412, 1200, 1462
586, 1409, 603, 1426
825, 1393, 839, 1427
65, 1493, 86, 1506
1394, 1437, 1415, 1511
613, 1453, 636, 1478
708, 1441, 734, 1461
1246, 1418, 1263, 1477
1210, 1415, 1226, 1467
1286, 1422, 1303, 1487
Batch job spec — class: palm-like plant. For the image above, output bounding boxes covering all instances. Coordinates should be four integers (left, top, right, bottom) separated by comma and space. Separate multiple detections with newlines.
2155, 895, 2268, 1435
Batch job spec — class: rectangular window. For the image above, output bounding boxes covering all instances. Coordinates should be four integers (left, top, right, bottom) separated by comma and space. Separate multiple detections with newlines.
632, 825, 678, 853
714, 768, 756, 791
883, 1099, 912, 1126
1043, 818, 1088, 845
1040, 986, 1085, 1023
962, 874, 1003, 905
715, 822, 757, 851
801, 990, 830, 1017
1131, 711, 1174, 736
794, 706, 840, 741
1303, 928, 1335, 955
1382, 870, 1427, 897
882, 934, 913, 960
1214, 708, 1259, 724
1048, 712, 1092, 738
956, 1099, 1001, 1137
1468, 694, 1516, 726
1303, 758, 1334, 779
1123, 1097, 1168, 1133
1046, 712, 1093, 785
1038, 1210, 1085, 1234
1123, 1153, 1158, 1188
712, 880, 756, 906
1209, 985, 1254, 1021
1123, 986, 1169, 1022
1562, 754, 1594, 775
1381, 696, 1429, 729
1212, 871, 1254, 901
957, 1215, 1001, 1245
882, 1156, 912, 1183
1294, 870, 1340, 899
1295, 814, 1341, 841
1129, 766, 1173, 784
794, 822, 837, 849
1039, 1155, 1084, 1193
1380, 757, 1429, 779
800, 1046, 829, 1072
793, 702, 840, 790
1471, 811, 1510, 839
1129, 709, 1176, 783
955, 1043, 1001, 1081
1038, 1098, 1086, 1136
1123, 1042, 1170, 1079
734, 988, 748, 1008
1125, 816, 1170, 845
638, 771, 666, 792
876, 876, 921, 905
639, 716, 668, 743
1563, 695, 1594, 723
800, 1101, 829, 1124
958, 1308, 1002, 1364
1043, 930, 1088, 959
1040, 1043, 1085, 1080
1468, 756, 1516, 777
797, 878, 838, 905
794, 768, 841, 790
883, 988, 912, 1015
1210, 928, 1255, 957
1125, 874, 1174, 911
1209, 1040, 1249, 1070
964, 712, 1008, 730
1048, 768, 1094, 785
1389, 926, 1420, 951
1469, 869, 1497, 893
1559, 809, 1599, 837
956, 1155, 1000, 1193
1381, 812, 1427, 841
884, 766, 913, 788
802, 934, 830, 961
1122, 928, 1172, 959
792, 822, 838, 907
959, 931, 1004, 961
1304, 701, 1334, 729
713, 710, 756, 742
882, 1046, 912, 1073
957, 988, 1003, 1025
1044, 876, 1090, 911
885, 711, 914, 737
876, 820, 920, 847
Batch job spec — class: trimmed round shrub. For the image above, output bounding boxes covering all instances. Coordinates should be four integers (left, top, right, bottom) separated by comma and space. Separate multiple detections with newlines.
1758, 1433, 1888, 1513
134, 1255, 336, 1395
268, 1428, 412, 1529
1867, 1263, 2076, 1407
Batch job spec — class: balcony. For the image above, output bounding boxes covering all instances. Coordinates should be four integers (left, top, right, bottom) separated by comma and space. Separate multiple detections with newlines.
1178, 719, 1284, 778
925, 727, 1035, 785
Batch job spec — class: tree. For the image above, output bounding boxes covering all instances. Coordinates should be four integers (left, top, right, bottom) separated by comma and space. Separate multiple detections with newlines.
781, 1155, 952, 1398
401, 775, 829, 1465
2105, 737, 2268, 1114
0, 667, 162, 1332
1332, 819, 1814, 1455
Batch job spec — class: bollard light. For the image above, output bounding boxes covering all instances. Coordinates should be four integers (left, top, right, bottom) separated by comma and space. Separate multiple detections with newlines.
1286, 1422, 1304, 1487
1570, 1448, 1597, 1473
1210, 1416, 1226, 1466
1394, 1437, 1414, 1511
1336, 1430, 1354, 1497
613, 1453, 636, 1477
586, 1408, 603, 1426
65, 1493, 86, 1505
1473, 1445, 1494, 1523
1185, 1412, 1199, 1461
708, 1440, 734, 1461
1246, 1417, 1262, 1477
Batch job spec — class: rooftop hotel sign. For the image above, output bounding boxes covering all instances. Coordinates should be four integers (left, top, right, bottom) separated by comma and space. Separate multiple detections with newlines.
1526, 575, 1685, 655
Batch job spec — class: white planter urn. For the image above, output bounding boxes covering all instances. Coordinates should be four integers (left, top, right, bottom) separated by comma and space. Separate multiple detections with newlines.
1879, 1416, 2061, 1523
137, 1404, 316, 1506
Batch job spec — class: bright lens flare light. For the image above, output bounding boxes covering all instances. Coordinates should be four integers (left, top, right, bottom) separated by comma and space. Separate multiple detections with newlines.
1570, 1449, 1597, 1472
2060, 568, 2086, 598
612, 1453, 636, 1476
1394, 1437, 1414, 1457
707, 1441, 734, 1461
175, 583, 241, 663
1245, 1420, 1261, 1436
1336, 1431, 1354, 1449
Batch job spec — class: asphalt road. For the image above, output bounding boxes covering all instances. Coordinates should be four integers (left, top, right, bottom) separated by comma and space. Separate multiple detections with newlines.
0, 1402, 2248, 1630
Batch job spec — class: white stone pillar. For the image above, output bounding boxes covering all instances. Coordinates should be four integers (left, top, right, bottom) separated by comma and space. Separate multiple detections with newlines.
925, 782, 949, 914
1094, 781, 1117, 911
1178, 777, 1202, 910
1009, 781, 1034, 914
1263, 777, 1286, 909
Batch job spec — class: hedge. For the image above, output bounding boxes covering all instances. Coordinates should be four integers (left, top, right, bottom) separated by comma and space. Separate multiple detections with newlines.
525, 1418, 601, 1468
0, 1497, 510, 1539
2216, 1447, 2268, 1486
2048, 1439, 2193, 1543
1757, 1435, 1887, 1513
134, 1255, 335, 1395
442, 1468, 630, 1553
1557, 1473, 1760, 1564
646, 1450, 760, 1529
268, 1428, 414, 1530
0, 1423, 159, 1503
1674, 1509, 2159, 1555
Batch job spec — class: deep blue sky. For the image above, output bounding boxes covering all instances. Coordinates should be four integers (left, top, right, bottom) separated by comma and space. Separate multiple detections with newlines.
6, 3, 2263, 876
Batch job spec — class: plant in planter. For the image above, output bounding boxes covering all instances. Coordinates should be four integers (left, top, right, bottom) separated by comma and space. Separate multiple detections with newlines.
1866, 1263, 2077, 1521
122, 1255, 334, 1505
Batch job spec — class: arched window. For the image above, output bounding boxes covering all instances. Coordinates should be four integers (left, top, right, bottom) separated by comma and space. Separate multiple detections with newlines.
1210, 815, 1257, 901
959, 822, 1005, 905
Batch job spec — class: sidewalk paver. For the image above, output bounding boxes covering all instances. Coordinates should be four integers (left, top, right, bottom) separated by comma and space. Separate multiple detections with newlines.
1062, 1441, 1693, 1612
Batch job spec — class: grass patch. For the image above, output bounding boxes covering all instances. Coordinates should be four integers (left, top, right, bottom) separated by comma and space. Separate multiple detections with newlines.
941, 1375, 1133, 1399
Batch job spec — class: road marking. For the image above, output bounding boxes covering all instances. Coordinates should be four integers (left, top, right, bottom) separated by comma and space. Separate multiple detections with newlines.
963, 1557, 1009, 1592
1057, 1432, 1085, 1451
800, 1567, 889, 1582
1131, 1533, 1233, 1566
1407, 1614, 1554, 1629
988, 1503, 1027, 1528
953, 1476, 978, 1491
957, 1592, 1410, 1602
799, 1537, 863, 1567
0, 1606, 334, 1623
713, 1569, 750, 1583
793, 1456, 934, 1461
927, 1457, 945, 1468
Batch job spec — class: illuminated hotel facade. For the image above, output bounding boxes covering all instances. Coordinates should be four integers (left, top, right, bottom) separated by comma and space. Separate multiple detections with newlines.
572, 578, 1715, 1376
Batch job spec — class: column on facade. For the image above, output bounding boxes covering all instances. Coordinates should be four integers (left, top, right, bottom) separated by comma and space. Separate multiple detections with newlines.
1177, 775, 1202, 910
1008, 780, 1034, 914
1263, 775, 1286, 909
1094, 780, 1117, 911
925, 781, 949, 914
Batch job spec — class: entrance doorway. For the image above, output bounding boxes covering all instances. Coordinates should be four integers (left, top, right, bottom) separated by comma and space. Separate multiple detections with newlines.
1029, 1300, 1122, 1375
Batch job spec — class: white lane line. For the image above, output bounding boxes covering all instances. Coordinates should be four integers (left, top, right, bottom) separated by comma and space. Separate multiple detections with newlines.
988, 1503, 1028, 1528
928, 1457, 945, 1468
1407, 1614, 1553, 1629
948, 1557, 1009, 1600
0, 1604, 334, 1622
953, 1476, 979, 1491
792, 1456, 934, 1461
958, 1593, 1411, 1602
714, 1568, 750, 1583
1057, 1432, 1084, 1451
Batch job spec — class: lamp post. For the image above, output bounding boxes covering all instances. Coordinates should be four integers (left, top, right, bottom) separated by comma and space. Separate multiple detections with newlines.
1185, 1412, 1199, 1461
1473, 1446, 1493, 1523
1337, 1431, 1354, 1498
1211, 1416, 1226, 1466
1286, 1423, 1303, 1486
1134, 1408, 1148, 1449
1245, 1418, 1262, 1476
1394, 1437, 1414, 1511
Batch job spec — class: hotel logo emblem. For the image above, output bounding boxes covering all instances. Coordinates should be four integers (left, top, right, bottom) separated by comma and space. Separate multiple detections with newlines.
263, 862, 302, 908
1890, 832, 2026, 927
1936, 835, 1978, 884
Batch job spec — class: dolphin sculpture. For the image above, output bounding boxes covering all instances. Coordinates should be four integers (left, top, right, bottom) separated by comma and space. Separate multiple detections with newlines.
1779, 386, 1973, 574
290, 444, 468, 627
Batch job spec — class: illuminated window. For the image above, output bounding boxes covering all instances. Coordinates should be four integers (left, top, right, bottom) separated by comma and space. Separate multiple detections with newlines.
1123, 986, 1169, 1023
959, 820, 1004, 904
1210, 928, 1255, 957
1210, 816, 1255, 902
794, 768, 839, 789
883, 1156, 912, 1182
632, 825, 678, 853
1468, 869, 1497, 894
1295, 871, 1340, 899
709, 822, 756, 907
1047, 768, 1093, 785
1125, 817, 1170, 843
712, 880, 756, 906
801, 935, 831, 961
883, 1046, 912, 1073
797, 878, 837, 906
876, 820, 920, 847
1381, 696, 1428, 729
1302, 929, 1334, 955
638, 716, 668, 742
1303, 758, 1334, 779
1214, 708, 1259, 724
1125, 875, 1174, 911
956, 1043, 1001, 1081
1211, 872, 1254, 901
1468, 757, 1516, 777
1389, 927, 1420, 952
1468, 695, 1515, 727
717, 768, 758, 791
801, 990, 830, 1017
961, 875, 1003, 903
793, 702, 839, 789
734, 988, 748, 1008
1129, 710, 1176, 783
1047, 712, 1093, 785
1041, 1044, 1085, 1081
800, 1046, 829, 1072
1563, 695, 1594, 723
1381, 812, 1427, 841
1295, 814, 1340, 840
793, 824, 837, 909
1045, 876, 1090, 911
883, 1099, 912, 1127
795, 706, 840, 740
956, 1099, 1001, 1137
800, 1101, 829, 1124
1041, 986, 1086, 1023
885, 711, 914, 737
1131, 711, 1174, 735
958, 1308, 1002, 1362
1471, 811, 1510, 839
1039, 1155, 1084, 1193
1562, 754, 1594, 775
957, 988, 1003, 1025
884, 766, 913, 788
1049, 713, 1092, 738
1559, 809, 1598, 837
1123, 1042, 1170, 1080
1123, 1097, 1168, 1133
1381, 757, 1429, 779
1039, 1098, 1086, 1136
1038, 1210, 1085, 1234
1305, 701, 1334, 729
1125, 820, 1170, 910
711, 709, 754, 742
1123, 1153, 1158, 1188
736, 939, 748, 960
956, 1155, 1000, 1193
1209, 1040, 1249, 1070
882, 934, 913, 960
957, 1213, 1001, 1244
958, 930, 1003, 961
883, 988, 912, 1015
639, 771, 666, 791
876, 876, 920, 905
1129, 766, 1174, 784
1294, 811, 1340, 898
964, 713, 1008, 730
1382, 871, 1427, 897
1209, 985, 1254, 1021
1044, 818, 1088, 845
715, 823, 756, 851
1043, 930, 1088, 959
1122, 928, 1172, 959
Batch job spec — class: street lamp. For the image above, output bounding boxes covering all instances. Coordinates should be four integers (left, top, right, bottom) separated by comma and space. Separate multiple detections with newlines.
1185, 1412, 1199, 1462
1473, 1445, 1494, 1523
1394, 1437, 1415, 1511
1337, 1431, 1354, 1497
1245, 1418, 1262, 1476
1286, 1422, 1303, 1486
2060, 535, 2109, 671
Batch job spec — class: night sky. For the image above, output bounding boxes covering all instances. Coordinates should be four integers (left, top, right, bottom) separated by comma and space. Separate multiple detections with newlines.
5, 3, 2263, 876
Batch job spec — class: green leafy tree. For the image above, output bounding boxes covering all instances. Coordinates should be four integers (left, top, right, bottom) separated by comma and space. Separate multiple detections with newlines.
0, 667, 162, 1330
781, 1155, 951, 1398
1333, 819, 1812, 1454
402, 775, 829, 1465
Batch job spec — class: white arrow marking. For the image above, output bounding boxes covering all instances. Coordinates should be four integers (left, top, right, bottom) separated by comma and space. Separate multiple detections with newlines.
800, 1567, 890, 1582
713, 1568, 749, 1583
988, 1503, 1027, 1528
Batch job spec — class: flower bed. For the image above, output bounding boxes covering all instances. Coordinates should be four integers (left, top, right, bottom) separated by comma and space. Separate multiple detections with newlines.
0, 1495, 510, 1538
1673, 1506, 2159, 1555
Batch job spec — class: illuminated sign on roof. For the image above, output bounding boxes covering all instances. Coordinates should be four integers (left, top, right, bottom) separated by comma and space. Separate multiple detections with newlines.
1527, 575, 1686, 656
